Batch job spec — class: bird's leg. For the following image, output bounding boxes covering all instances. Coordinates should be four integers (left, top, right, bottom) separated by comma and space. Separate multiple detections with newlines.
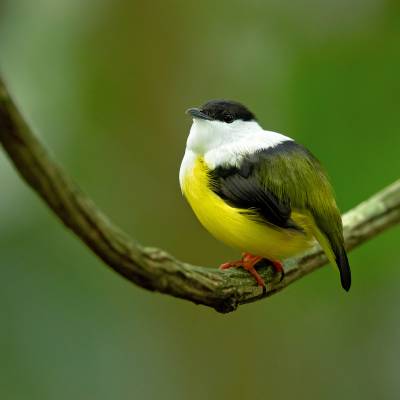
241, 253, 265, 288
219, 252, 265, 288
219, 259, 243, 270
219, 254, 285, 287
271, 260, 285, 282
219, 252, 259, 270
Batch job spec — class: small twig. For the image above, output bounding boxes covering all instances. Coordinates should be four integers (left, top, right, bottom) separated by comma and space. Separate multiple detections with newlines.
1, 76, 399, 313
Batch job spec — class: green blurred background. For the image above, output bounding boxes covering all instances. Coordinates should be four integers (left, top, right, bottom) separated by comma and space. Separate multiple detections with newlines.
1, 1, 400, 399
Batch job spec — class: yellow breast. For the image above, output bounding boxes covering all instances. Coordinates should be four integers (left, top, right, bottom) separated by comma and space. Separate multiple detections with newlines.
181, 156, 314, 260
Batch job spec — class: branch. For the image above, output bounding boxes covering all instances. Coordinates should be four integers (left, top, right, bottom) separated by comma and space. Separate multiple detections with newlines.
1, 76, 400, 313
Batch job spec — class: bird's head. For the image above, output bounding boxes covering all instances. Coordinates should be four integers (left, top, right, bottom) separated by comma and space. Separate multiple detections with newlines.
185, 99, 261, 154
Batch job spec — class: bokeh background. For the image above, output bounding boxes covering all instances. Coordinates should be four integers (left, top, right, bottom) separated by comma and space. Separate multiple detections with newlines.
1, 1, 400, 399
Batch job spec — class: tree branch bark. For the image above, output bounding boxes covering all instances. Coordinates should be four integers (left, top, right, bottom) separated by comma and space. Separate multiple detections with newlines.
1, 76, 400, 313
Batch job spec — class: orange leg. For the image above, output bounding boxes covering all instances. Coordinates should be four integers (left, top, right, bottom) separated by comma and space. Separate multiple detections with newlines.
219, 252, 265, 288
271, 260, 285, 282
219, 253, 285, 287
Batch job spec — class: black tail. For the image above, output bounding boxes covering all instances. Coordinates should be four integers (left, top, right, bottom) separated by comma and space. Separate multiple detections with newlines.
334, 246, 351, 291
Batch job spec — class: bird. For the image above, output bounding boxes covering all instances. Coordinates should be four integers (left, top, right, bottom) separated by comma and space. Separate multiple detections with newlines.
179, 99, 351, 291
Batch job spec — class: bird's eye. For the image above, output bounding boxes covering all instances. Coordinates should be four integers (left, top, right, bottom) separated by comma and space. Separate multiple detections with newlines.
223, 113, 234, 123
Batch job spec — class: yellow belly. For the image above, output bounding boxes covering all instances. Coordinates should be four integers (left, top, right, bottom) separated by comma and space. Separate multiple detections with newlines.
182, 156, 315, 260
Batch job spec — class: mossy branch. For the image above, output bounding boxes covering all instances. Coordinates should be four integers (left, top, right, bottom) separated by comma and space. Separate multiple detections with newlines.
1, 76, 400, 313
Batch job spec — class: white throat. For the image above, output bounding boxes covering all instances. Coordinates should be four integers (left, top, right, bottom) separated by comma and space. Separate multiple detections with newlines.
179, 118, 292, 188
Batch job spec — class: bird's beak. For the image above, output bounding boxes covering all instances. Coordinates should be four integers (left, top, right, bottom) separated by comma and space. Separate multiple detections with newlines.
185, 107, 213, 120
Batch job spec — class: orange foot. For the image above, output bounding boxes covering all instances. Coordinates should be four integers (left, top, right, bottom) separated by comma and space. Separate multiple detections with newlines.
271, 260, 285, 282
220, 253, 285, 288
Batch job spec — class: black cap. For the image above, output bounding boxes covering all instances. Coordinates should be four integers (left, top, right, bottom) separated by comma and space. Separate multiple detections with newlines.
186, 99, 256, 124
